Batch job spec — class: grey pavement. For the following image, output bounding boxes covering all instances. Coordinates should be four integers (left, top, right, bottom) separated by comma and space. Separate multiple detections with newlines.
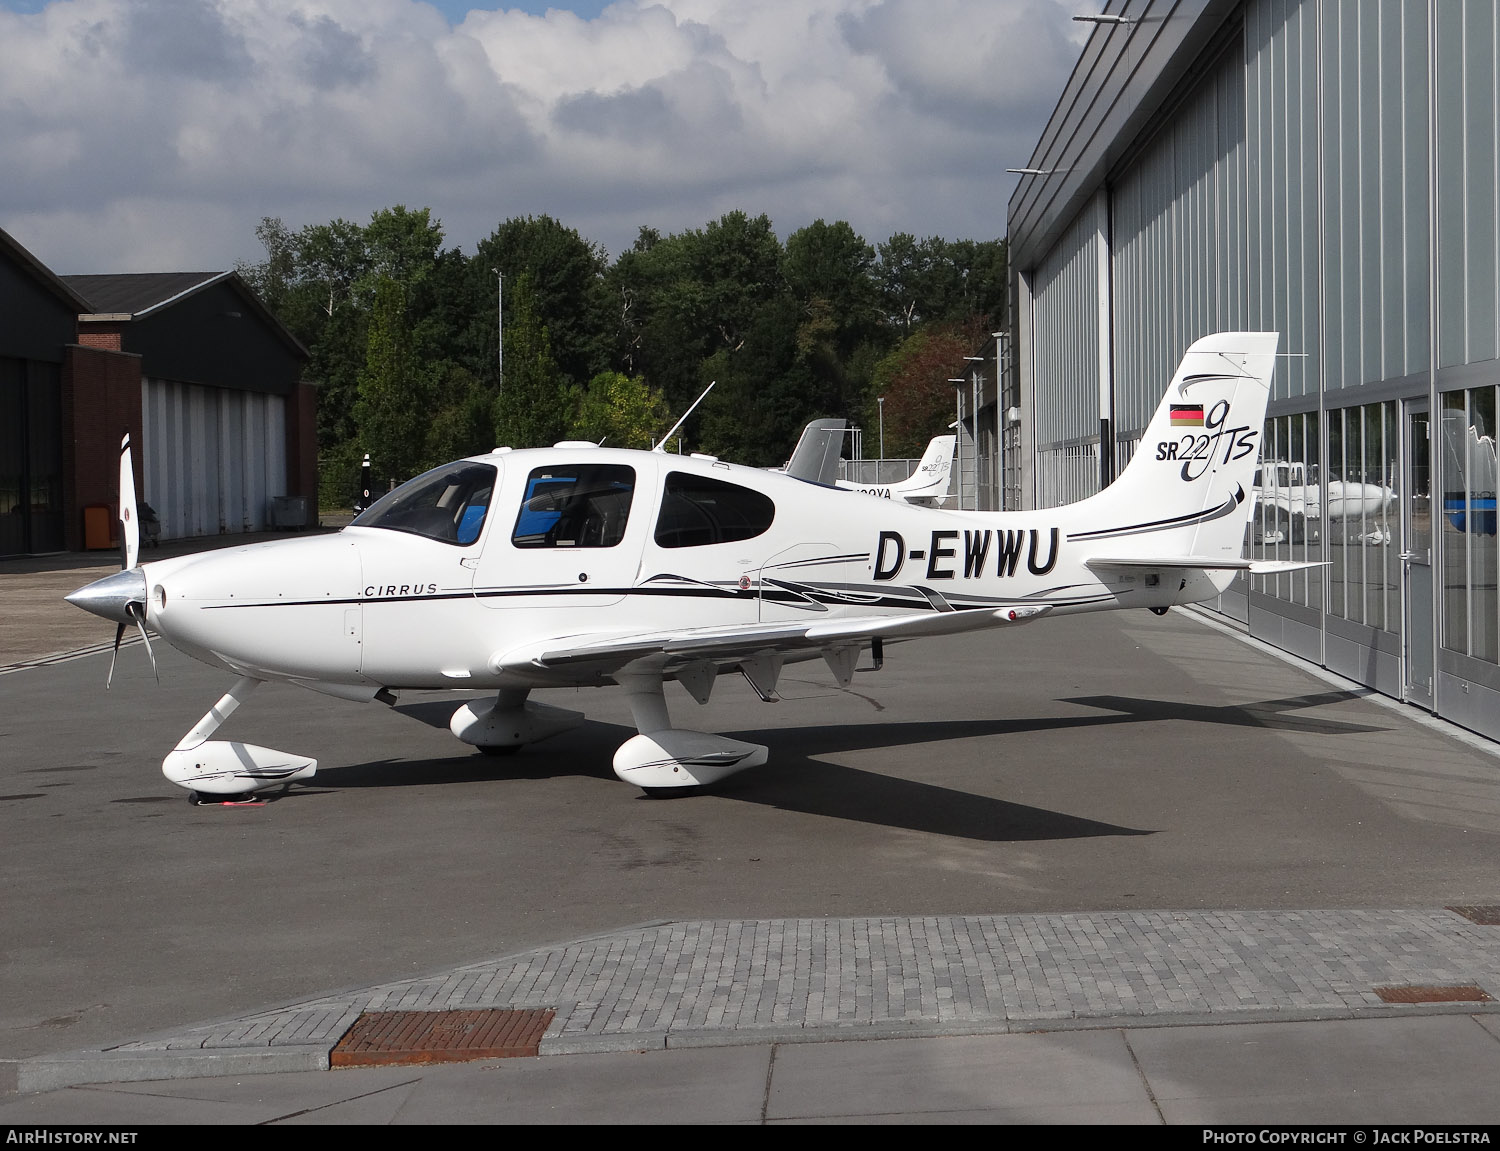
6, 537, 1500, 1123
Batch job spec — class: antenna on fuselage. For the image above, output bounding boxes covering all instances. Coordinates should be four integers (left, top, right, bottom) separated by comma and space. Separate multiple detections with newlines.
652, 380, 716, 452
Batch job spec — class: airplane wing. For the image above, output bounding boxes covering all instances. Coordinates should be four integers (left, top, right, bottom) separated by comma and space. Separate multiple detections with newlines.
491, 604, 1051, 674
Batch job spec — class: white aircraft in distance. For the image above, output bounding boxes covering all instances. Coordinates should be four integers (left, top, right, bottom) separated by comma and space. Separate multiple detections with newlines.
1251, 460, 1395, 544
69, 332, 1304, 804
838, 435, 956, 506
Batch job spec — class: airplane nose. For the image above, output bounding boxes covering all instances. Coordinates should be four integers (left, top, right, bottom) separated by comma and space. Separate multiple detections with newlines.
66, 568, 148, 625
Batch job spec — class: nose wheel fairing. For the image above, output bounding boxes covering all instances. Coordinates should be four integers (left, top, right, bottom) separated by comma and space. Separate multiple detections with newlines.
160, 677, 317, 798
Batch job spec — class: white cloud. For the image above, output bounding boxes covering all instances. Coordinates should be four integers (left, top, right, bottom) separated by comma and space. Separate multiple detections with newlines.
0, 0, 1082, 272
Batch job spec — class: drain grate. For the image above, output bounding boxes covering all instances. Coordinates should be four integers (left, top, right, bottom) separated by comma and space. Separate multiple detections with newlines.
1447, 905, 1500, 925
331, 1008, 555, 1067
1374, 985, 1493, 1004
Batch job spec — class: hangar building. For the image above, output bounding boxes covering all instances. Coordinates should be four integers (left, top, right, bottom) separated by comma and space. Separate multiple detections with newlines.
0, 227, 316, 558
1007, 0, 1500, 741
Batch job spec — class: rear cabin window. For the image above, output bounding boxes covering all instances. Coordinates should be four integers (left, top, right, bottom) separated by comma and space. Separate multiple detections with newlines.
654, 471, 776, 548
512, 464, 635, 548
351, 461, 496, 546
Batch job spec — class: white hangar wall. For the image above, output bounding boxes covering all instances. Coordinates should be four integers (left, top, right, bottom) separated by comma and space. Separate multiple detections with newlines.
1010, 0, 1500, 742
142, 378, 287, 540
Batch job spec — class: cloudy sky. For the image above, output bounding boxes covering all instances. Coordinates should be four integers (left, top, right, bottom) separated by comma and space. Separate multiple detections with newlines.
0, 0, 1088, 274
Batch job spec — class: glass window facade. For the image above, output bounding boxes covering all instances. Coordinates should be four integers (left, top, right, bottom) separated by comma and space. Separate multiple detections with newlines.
1325, 402, 1401, 632
1252, 411, 1323, 610
1441, 386, 1499, 663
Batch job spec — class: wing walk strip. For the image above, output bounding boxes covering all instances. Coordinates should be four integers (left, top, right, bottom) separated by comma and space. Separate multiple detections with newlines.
35, 907, 1497, 1088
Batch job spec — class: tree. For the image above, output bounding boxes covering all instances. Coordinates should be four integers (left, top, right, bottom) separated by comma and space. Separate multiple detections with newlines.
571, 371, 669, 449
868, 317, 989, 458
783, 219, 881, 354
472, 215, 609, 391
492, 274, 575, 449
354, 274, 431, 483
877, 234, 1008, 333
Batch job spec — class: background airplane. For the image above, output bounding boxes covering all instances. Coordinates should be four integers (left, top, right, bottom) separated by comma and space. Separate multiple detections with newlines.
1251, 460, 1395, 545
837, 435, 956, 506
69, 332, 1294, 804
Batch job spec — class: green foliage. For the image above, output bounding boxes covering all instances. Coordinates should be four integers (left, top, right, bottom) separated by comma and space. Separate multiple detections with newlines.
492, 274, 575, 449
878, 234, 1007, 333
869, 317, 990, 458
473, 215, 608, 391
354, 275, 431, 482
240, 203, 1009, 483
571, 371, 669, 449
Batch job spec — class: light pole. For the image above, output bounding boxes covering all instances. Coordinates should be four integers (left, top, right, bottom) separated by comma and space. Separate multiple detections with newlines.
993, 330, 1008, 510
948, 378, 966, 510
877, 396, 885, 463
965, 355, 985, 509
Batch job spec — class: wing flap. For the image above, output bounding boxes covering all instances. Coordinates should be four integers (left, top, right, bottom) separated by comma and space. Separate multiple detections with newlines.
491, 605, 1052, 674
1086, 556, 1327, 575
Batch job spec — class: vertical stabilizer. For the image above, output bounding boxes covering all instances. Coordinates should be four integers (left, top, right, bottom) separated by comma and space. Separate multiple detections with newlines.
1066, 333, 1279, 563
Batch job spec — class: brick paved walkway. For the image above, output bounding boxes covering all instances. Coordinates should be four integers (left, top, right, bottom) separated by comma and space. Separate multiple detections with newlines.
108, 909, 1500, 1059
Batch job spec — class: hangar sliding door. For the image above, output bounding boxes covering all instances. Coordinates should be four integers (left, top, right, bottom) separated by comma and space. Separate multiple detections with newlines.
142, 378, 287, 540
0, 356, 63, 557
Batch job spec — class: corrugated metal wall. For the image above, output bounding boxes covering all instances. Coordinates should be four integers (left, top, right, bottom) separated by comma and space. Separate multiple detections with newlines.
1032, 195, 1104, 453
1319, 0, 1430, 390
1031, 192, 1106, 507
1112, 41, 1249, 432
1437, 0, 1499, 370
1243, 0, 1322, 400
142, 378, 286, 539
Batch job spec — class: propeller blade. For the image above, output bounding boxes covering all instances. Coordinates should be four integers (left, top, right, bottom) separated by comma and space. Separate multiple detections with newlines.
106, 621, 126, 690
128, 601, 159, 683
119, 432, 139, 571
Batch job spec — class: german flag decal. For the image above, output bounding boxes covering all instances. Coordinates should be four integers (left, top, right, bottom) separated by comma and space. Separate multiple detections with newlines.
1170, 404, 1205, 427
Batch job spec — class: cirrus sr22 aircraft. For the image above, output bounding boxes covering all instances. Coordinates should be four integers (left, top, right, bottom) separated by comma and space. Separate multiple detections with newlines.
69, 332, 1301, 804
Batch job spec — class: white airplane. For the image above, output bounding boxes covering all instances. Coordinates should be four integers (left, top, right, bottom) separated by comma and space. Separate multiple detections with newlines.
69, 332, 1301, 804
838, 435, 956, 506
1251, 460, 1395, 544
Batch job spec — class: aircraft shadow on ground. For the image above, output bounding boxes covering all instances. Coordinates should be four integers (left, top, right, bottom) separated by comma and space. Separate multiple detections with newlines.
1057, 689, 1387, 736
304, 687, 1381, 843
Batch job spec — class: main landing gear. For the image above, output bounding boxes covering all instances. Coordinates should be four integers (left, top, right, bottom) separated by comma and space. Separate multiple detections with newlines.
609, 670, 769, 791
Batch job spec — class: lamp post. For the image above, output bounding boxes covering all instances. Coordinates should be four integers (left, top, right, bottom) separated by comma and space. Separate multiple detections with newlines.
948, 378, 967, 510
993, 330, 1009, 510
964, 355, 986, 509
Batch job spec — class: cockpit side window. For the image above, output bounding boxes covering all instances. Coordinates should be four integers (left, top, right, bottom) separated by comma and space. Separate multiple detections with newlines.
351, 461, 496, 546
654, 471, 775, 548
512, 464, 636, 548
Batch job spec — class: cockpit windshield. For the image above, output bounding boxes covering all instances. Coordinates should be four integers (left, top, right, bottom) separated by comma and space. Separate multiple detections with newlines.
351, 461, 496, 546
